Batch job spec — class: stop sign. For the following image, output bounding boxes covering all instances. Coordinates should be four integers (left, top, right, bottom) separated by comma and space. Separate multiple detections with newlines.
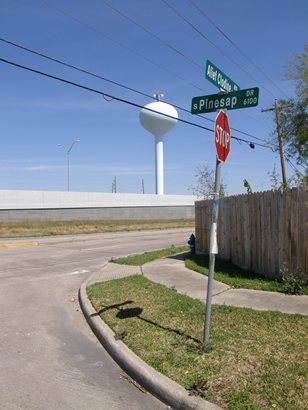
214, 110, 230, 162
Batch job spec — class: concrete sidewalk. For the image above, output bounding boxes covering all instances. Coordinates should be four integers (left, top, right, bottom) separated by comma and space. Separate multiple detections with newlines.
142, 255, 308, 316
97, 254, 308, 316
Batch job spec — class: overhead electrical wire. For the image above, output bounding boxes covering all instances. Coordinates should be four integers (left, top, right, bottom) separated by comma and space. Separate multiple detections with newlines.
0, 37, 151, 99
40, 0, 272, 131
99, 0, 202, 70
95, 2, 272, 136
39, 0, 284, 135
41, 0, 280, 135
0, 36, 271, 145
161, 0, 279, 99
158, 0, 278, 130
284, 157, 306, 176
188, 0, 289, 99
95, 1, 272, 135
0, 57, 274, 151
40, 0, 205, 93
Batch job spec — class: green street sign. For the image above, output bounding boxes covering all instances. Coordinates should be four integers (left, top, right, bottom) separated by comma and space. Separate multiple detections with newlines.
191, 87, 259, 114
206, 60, 240, 93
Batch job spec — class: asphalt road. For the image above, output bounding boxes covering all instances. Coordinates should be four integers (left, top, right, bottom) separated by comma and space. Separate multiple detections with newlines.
0, 228, 193, 410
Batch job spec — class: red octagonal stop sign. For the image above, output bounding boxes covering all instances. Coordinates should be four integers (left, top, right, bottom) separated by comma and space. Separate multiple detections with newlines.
214, 110, 230, 162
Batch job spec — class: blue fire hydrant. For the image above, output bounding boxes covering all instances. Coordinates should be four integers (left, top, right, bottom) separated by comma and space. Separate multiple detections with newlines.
188, 233, 196, 255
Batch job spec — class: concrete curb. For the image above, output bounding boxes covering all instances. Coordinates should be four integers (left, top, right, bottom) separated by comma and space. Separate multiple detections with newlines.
79, 279, 221, 410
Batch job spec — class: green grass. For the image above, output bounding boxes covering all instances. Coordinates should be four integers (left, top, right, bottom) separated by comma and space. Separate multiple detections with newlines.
185, 254, 292, 293
112, 247, 305, 294
0, 219, 194, 238
112, 245, 188, 266
87, 275, 307, 410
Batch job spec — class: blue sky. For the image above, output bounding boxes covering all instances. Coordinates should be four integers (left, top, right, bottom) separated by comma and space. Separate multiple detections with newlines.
1, 0, 307, 195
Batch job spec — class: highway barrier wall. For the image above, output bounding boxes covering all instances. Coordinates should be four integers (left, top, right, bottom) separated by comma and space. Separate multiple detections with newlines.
0, 190, 196, 221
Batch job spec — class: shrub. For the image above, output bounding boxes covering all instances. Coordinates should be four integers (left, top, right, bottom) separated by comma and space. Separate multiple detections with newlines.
281, 264, 308, 295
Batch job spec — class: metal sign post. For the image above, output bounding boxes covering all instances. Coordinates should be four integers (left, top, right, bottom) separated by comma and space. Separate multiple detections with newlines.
190, 59, 259, 345
204, 110, 230, 345
204, 158, 221, 345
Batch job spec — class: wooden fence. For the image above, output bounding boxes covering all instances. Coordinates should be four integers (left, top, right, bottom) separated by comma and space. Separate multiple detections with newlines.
195, 187, 307, 279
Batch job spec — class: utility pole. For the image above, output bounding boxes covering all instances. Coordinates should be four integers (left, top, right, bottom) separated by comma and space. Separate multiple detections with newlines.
141, 178, 145, 194
112, 176, 117, 193
261, 100, 287, 189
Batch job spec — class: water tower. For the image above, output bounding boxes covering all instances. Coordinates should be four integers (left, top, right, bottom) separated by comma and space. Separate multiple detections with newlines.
139, 94, 178, 195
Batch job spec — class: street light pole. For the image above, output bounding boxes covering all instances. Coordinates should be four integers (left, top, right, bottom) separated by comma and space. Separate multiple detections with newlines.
57, 139, 80, 191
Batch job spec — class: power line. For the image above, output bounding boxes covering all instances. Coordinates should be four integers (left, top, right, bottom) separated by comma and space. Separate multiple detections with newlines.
0, 37, 270, 145
99, 0, 202, 70
40, 0, 274, 138
159, 0, 275, 130
7, 2, 278, 142
1, 56, 212, 129
1, 37, 206, 111
0, 37, 151, 99
161, 0, 278, 99
40, 0, 205, 93
188, 0, 289, 99
285, 157, 305, 176
0, 57, 274, 151
95, 3, 273, 140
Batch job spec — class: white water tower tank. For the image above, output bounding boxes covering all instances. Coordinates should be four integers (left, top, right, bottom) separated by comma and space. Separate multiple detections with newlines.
139, 96, 178, 195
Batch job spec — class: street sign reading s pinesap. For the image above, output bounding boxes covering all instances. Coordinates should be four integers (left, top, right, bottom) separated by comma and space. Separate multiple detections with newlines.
191, 87, 259, 114
191, 60, 259, 115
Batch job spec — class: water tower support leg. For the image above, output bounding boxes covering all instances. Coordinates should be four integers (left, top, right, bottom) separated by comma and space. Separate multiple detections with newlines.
155, 135, 164, 195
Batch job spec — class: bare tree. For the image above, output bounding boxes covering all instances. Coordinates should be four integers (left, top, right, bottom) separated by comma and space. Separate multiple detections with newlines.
188, 164, 227, 199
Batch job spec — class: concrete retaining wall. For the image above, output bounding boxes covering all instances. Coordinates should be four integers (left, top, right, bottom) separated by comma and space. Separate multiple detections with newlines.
0, 190, 196, 221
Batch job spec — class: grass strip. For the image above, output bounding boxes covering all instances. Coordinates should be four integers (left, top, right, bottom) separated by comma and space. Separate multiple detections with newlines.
0, 219, 194, 238
112, 245, 188, 266
87, 275, 307, 410
185, 254, 298, 293
112, 247, 299, 294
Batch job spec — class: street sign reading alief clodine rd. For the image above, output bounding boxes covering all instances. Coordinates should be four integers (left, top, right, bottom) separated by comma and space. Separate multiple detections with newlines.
191, 87, 259, 114
206, 60, 240, 93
